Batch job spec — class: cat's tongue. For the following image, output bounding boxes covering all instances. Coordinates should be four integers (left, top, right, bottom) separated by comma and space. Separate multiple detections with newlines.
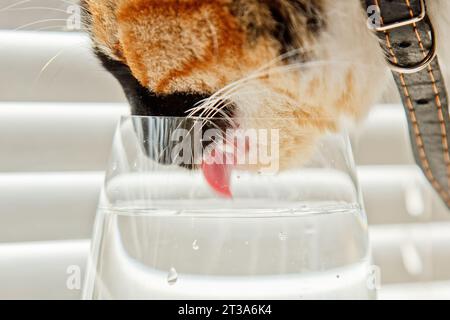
201, 148, 234, 198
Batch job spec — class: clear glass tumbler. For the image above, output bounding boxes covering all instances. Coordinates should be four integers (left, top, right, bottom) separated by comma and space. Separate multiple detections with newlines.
83, 116, 374, 300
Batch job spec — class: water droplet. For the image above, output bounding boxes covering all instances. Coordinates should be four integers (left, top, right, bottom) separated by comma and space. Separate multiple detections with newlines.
237, 175, 241, 179
167, 267, 178, 285
279, 232, 288, 241
192, 240, 199, 250
244, 241, 249, 245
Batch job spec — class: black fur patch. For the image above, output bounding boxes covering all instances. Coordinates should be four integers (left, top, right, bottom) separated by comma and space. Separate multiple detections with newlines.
231, 0, 325, 56
268, 0, 325, 54
96, 50, 212, 116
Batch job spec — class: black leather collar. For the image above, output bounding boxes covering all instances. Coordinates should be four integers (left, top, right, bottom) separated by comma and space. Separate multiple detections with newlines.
362, 0, 450, 209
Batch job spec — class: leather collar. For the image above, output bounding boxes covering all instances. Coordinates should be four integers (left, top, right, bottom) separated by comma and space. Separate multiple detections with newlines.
362, 0, 450, 209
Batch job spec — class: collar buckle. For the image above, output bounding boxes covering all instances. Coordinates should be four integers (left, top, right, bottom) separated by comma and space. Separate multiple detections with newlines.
370, 0, 436, 74
372, 0, 426, 32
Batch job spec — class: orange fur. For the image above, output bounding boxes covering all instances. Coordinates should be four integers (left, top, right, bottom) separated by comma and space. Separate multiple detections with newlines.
86, 0, 281, 93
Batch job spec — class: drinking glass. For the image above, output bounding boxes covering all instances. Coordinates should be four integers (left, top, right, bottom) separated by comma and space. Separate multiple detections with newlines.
83, 115, 374, 300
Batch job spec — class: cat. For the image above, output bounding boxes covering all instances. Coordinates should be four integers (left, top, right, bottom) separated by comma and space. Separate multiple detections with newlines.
80, 0, 450, 184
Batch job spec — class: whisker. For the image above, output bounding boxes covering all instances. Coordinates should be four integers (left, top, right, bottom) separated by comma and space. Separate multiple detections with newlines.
32, 25, 73, 31
0, 0, 31, 12
188, 49, 315, 118
35, 49, 66, 80
198, 100, 236, 135
251, 47, 312, 74
14, 19, 82, 31
195, 57, 382, 128
0, 0, 87, 13
1, 6, 70, 14
200, 58, 374, 111
29, 39, 86, 95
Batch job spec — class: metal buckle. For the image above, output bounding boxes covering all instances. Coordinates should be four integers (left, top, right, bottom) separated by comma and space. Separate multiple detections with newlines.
371, 0, 437, 74
388, 25, 437, 74
374, 0, 426, 32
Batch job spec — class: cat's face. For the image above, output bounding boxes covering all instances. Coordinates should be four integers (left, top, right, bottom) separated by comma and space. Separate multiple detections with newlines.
82, 0, 386, 170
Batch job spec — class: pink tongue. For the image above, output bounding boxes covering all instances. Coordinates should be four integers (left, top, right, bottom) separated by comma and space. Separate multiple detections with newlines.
201, 149, 233, 198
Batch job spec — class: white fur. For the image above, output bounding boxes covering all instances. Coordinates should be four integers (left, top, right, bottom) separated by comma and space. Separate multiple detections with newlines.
230, 0, 450, 169
318, 0, 389, 113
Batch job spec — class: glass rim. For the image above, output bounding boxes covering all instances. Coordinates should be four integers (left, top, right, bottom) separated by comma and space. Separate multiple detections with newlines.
120, 114, 340, 121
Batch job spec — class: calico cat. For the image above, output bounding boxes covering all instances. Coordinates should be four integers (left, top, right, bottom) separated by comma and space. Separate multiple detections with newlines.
80, 0, 450, 194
